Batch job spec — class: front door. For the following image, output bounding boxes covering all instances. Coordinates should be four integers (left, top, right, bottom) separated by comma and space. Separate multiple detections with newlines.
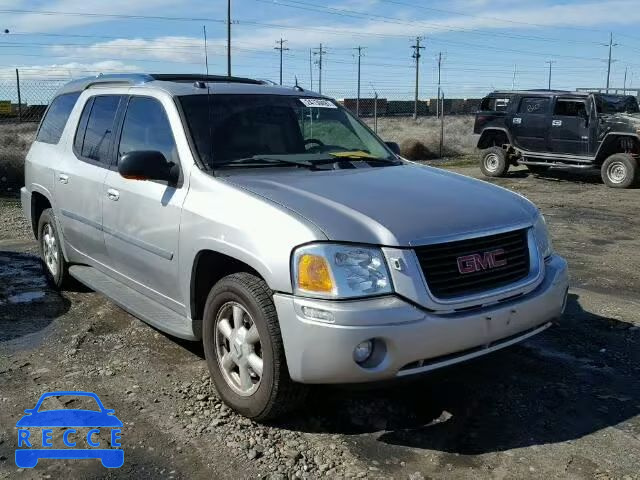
549, 97, 590, 155
101, 95, 186, 312
55, 94, 122, 265
510, 96, 552, 151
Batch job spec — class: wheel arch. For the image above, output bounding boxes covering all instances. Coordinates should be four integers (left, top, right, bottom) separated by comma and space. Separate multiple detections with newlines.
30, 190, 52, 239
477, 128, 512, 149
189, 249, 268, 325
595, 133, 640, 164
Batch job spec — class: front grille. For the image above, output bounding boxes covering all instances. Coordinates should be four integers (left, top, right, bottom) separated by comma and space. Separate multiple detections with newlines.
415, 228, 530, 299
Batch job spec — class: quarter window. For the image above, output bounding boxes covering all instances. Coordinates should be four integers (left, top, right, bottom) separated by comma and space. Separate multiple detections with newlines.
36, 92, 80, 144
519, 97, 550, 115
118, 97, 178, 165
76, 95, 121, 164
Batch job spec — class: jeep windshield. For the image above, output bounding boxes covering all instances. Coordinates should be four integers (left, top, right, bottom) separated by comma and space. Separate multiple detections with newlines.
594, 94, 640, 114
179, 94, 398, 168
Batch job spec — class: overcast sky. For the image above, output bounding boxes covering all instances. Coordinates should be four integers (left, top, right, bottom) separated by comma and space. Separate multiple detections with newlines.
2, 0, 640, 100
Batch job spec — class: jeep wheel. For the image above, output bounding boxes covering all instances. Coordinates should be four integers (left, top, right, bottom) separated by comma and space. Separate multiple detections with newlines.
601, 153, 638, 188
526, 165, 550, 174
38, 208, 69, 289
480, 146, 509, 177
202, 273, 307, 421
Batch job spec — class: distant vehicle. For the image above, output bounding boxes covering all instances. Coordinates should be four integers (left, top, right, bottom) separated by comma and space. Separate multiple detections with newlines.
15, 391, 123, 468
22, 74, 568, 420
474, 90, 640, 188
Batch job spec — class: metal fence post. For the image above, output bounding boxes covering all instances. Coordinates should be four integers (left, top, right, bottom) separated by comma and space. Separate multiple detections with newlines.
373, 92, 378, 134
439, 92, 444, 158
15, 68, 22, 123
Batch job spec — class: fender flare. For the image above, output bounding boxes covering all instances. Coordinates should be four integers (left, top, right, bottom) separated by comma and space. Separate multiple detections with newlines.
594, 132, 640, 163
28, 183, 71, 262
477, 128, 513, 149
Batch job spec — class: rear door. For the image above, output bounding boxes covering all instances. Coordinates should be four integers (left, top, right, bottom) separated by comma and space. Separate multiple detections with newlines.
101, 94, 186, 311
510, 96, 552, 151
549, 97, 590, 155
55, 94, 123, 265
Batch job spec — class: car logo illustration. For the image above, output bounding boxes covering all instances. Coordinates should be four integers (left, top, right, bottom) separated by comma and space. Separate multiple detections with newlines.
15, 391, 123, 468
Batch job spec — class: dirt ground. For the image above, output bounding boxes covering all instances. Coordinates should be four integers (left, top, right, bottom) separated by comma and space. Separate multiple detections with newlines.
0, 164, 639, 480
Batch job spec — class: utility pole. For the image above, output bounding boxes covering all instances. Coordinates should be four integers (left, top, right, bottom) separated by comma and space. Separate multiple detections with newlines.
227, 0, 232, 76
511, 64, 517, 90
309, 48, 313, 90
354, 46, 365, 116
545, 60, 555, 90
436, 51, 442, 118
623, 66, 628, 94
15, 68, 22, 122
411, 37, 425, 120
313, 44, 327, 94
274, 38, 289, 85
605, 32, 618, 93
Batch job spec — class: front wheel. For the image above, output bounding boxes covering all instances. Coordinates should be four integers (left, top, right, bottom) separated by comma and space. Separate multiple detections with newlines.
601, 153, 638, 188
479, 146, 509, 177
202, 273, 307, 421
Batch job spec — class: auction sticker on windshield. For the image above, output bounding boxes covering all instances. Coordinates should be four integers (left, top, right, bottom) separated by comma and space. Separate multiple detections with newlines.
299, 98, 337, 108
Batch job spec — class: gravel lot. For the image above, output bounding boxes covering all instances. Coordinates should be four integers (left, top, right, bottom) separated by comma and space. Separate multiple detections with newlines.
1, 165, 639, 479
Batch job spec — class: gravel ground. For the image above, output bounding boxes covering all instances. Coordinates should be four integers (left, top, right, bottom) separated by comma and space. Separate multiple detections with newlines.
1, 165, 639, 479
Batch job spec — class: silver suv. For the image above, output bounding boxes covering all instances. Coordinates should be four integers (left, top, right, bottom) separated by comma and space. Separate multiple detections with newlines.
21, 74, 569, 420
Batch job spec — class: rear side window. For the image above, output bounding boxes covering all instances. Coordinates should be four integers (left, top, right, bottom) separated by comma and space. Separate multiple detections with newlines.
118, 97, 178, 165
36, 92, 80, 144
519, 97, 550, 114
554, 99, 587, 117
480, 96, 510, 111
75, 95, 122, 164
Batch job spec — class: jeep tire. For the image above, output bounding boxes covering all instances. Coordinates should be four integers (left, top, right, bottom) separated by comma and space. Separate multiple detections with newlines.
601, 153, 638, 188
479, 146, 509, 177
202, 272, 307, 421
38, 208, 69, 289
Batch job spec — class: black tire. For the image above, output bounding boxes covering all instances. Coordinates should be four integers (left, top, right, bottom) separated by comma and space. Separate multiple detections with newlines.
38, 208, 69, 289
526, 165, 550, 174
202, 272, 307, 421
479, 146, 509, 177
601, 153, 638, 188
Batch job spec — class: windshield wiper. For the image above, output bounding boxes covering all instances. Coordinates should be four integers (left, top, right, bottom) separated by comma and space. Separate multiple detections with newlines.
314, 152, 401, 165
217, 155, 315, 169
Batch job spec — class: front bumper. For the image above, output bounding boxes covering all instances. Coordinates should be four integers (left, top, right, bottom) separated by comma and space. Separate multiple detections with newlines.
274, 254, 568, 384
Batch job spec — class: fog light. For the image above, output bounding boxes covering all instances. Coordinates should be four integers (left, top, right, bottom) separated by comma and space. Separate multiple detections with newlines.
353, 340, 373, 364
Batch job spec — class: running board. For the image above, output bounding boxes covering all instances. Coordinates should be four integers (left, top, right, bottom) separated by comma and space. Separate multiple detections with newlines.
69, 265, 198, 340
519, 159, 596, 169
517, 150, 594, 163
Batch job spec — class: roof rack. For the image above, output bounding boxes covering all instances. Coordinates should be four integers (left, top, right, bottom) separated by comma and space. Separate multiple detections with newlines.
150, 74, 265, 85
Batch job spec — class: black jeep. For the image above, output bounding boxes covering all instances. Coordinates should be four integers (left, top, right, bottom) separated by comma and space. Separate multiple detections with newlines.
474, 90, 640, 188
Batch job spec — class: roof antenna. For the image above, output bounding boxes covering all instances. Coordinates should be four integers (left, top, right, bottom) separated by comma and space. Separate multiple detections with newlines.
293, 75, 304, 92
203, 25, 210, 77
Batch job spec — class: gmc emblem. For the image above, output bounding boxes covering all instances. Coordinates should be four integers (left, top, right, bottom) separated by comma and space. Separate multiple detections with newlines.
457, 249, 507, 274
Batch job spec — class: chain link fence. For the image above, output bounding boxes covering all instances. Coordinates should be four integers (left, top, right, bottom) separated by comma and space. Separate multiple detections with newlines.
1, 78, 65, 193
1, 77, 479, 194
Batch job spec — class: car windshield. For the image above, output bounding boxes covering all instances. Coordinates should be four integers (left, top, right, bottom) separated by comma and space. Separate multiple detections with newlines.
179, 94, 395, 168
38, 395, 101, 412
594, 94, 640, 114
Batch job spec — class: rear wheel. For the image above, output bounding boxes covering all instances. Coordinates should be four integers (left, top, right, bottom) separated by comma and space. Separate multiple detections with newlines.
526, 164, 550, 174
479, 146, 509, 177
202, 272, 307, 421
601, 153, 638, 188
38, 208, 69, 289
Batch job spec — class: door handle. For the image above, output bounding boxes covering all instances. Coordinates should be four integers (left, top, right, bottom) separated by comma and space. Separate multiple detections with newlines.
106, 188, 120, 201
58, 173, 69, 184
552, 120, 562, 127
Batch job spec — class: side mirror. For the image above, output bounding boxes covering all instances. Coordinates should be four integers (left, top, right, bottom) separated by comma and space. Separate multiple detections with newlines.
385, 141, 401, 155
119, 151, 179, 183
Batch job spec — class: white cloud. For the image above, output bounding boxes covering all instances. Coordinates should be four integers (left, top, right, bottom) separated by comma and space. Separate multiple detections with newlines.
0, 60, 139, 80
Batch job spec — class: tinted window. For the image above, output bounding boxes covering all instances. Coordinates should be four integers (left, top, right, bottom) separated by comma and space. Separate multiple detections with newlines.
73, 97, 93, 153
480, 96, 510, 111
79, 95, 121, 163
36, 93, 80, 144
554, 99, 587, 117
519, 97, 550, 114
118, 97, 178, 164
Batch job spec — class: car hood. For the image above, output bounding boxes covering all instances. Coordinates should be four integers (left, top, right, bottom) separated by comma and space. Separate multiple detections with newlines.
222, 163, 538, 246
16, 410, 123, 427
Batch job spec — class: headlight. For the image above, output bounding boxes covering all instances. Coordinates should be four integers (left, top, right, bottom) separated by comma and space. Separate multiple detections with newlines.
292, 243, 393, 299
533, 213, 553, 259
